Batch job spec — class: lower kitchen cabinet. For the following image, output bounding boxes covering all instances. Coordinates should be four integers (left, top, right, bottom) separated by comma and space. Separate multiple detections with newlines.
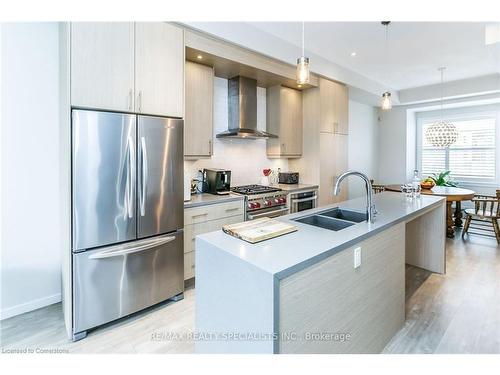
183, 199, 245, 280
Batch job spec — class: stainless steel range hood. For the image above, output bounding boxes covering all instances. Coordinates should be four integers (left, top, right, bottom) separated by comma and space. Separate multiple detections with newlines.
216, 76, 277, 139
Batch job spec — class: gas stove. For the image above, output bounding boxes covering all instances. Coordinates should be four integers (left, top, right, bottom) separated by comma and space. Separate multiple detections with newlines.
231, 185, 289, 220
231, 184, 281, 195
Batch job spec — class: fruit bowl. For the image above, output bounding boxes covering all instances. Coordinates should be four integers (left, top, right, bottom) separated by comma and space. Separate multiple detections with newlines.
420, 180, 435, 190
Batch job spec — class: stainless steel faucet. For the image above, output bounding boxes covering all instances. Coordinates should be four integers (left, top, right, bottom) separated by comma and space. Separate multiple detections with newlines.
333, 171, 376, 223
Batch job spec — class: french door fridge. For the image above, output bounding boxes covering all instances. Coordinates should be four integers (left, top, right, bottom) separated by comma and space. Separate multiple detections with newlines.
71, 109, 184, 338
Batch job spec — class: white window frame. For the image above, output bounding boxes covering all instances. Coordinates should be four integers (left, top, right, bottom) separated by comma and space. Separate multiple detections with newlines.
416, 104, 500, 188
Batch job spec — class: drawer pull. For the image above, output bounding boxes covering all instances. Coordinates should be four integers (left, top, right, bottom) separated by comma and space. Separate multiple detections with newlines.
191, 264, 195, 269
225, 207, 240, 212
191, 212, 208, 218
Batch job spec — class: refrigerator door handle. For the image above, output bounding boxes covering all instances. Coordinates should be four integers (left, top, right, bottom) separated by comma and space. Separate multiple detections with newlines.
127, 135, 135, 218
140, 136, 148, 217
89, 235, 176, 259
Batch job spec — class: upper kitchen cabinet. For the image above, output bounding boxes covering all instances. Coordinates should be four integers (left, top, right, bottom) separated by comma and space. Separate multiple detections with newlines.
71, 23, 135, 112
267, 85, 303, 158
135, 23, 184, 117
70, 22, 184, 117
334, 83, 349, 135
319, 78, 349, 135
184, 61, 214, 158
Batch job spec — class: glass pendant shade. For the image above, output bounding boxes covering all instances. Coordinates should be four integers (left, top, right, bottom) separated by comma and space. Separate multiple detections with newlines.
381, 91, 392, 111
296, 56, 310, 84
425, 120, 458, 148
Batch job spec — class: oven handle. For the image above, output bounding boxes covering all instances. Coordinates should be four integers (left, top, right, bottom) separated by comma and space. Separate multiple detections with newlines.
290, 195, 317, 203
247, 207, 289, 220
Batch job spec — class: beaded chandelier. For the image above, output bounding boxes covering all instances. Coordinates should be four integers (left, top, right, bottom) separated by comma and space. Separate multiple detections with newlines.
425, 67, 458, 148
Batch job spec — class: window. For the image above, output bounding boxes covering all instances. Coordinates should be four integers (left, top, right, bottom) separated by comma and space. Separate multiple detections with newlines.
417, 110, 498, 184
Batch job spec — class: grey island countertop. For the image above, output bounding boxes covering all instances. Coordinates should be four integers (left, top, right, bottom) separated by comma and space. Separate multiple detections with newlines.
196, 192, 446, 278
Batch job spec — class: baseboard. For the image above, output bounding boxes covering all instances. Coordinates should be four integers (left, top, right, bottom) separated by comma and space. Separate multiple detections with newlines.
0, 293, 61, 320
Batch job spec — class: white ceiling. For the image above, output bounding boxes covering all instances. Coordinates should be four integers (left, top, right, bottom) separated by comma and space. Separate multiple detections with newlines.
249, 22, 500, 90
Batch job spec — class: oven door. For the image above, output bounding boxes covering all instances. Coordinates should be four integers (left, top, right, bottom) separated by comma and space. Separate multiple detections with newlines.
247, 206, 289, 220
290, 191, 318, 213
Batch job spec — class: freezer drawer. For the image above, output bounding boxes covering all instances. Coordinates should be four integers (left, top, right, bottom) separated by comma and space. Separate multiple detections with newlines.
73, 231, 184, 333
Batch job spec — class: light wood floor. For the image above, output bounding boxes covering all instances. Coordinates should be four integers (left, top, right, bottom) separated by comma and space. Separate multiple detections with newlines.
1, 236, 499, 354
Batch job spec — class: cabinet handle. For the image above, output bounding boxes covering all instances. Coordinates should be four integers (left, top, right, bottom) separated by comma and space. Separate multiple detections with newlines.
225, 207, 239, 212
138, 91, 142, 112
191, 212, 208, 219
128, 90, 133, 111
333, 122, 339, 133
209, 140, 212, 155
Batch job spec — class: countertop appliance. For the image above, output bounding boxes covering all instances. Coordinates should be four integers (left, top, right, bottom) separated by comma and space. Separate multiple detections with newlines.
231, 184, 289, 220
289, 189, 318, 213
278, 172, 299, 185
203, 168, 231, 195
216, 76, 277, 139
71, 109, 184, 341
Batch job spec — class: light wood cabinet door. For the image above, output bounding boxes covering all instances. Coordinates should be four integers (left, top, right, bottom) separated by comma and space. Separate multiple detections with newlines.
71, 22, 135, 111
333, 134, 348, 202
184, 61, 214, 157
319, 78, 335, 133
280, 87, 303, 156
318, 133, 348, 206
319, 132, 335, 206
135, 22, 184, 117
266, 86, 302, 158
334, 83, 349, 135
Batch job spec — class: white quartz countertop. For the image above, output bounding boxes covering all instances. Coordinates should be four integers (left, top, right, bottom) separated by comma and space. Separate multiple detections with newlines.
184, 193, 244, 208
197, 192, 445, 278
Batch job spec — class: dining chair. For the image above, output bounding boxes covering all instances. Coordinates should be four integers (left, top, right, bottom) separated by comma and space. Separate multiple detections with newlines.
462, 189, 500, 244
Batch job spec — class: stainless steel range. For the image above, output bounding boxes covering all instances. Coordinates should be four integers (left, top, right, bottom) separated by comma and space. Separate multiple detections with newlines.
231, 185, 289, 220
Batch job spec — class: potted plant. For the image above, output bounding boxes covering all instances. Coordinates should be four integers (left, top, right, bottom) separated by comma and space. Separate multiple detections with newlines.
429, 171, 458, 187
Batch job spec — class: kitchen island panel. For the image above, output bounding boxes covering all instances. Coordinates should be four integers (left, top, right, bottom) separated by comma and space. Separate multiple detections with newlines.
278, 223, 405, 354
195, 238, 275, 354
405, 202, 446, 274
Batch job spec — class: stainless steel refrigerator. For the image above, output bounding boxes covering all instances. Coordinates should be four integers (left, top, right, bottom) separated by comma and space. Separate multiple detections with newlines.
71, 109, 184, 340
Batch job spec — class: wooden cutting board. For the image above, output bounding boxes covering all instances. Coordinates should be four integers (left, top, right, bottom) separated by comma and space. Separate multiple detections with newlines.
222, 217, 298, 244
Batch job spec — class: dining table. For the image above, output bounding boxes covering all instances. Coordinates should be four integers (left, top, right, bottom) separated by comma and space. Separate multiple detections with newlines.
384, 185, 475, 238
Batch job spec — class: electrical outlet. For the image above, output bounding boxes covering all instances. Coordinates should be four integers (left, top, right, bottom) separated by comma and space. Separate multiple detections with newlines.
354, 247, 361, 269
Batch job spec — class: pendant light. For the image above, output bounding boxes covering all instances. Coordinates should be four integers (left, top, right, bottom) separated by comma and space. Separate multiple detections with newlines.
296, 22, 310, 85
425, 67, 458, 148
381, 21, 392, 111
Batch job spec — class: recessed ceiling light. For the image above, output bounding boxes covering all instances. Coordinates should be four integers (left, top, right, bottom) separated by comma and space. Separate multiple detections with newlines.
196, 54, 203, 60
350, 52, 357, 57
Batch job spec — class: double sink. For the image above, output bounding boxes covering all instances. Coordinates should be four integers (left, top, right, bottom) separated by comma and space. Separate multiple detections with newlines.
293, 207, 367, 231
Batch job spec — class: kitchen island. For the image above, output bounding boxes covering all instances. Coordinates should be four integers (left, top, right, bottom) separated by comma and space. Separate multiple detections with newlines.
195, 192, 446, 353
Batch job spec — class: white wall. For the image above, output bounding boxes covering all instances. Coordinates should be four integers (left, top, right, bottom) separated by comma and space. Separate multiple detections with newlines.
347, 100, 379, 199
0, 23, 61, 319
377, 106, 409, 185
184, 77, 288, 186
377, 94, 500, 191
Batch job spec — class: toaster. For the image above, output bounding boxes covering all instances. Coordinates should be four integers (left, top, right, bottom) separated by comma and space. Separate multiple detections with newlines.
278, 172, 299, 184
